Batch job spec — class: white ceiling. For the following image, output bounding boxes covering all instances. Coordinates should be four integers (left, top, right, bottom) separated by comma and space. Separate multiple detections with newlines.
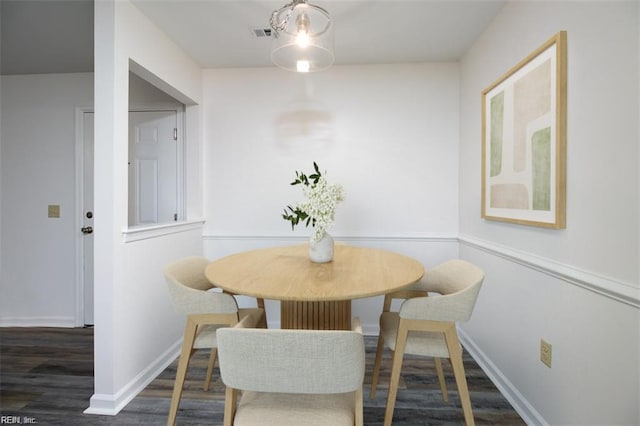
1, 0, 95, 75
1, 0, 506, 75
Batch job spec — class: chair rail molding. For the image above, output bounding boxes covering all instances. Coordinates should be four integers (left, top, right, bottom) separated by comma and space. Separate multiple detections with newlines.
203, 233, 638, 307
122, 219, 205, 243
458, 234, 640, 308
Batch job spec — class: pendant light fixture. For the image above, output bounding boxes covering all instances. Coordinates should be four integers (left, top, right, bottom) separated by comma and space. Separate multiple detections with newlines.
269, 0, 334, 73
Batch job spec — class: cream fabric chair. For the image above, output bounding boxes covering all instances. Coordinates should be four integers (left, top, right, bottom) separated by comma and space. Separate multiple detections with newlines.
164, 256, 267, 426
216, 318, 366, 426
370, 259, 484, 426
369, 278, 451, 401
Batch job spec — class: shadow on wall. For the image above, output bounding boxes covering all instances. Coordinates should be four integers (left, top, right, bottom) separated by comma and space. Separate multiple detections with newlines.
275, 80, 335, 152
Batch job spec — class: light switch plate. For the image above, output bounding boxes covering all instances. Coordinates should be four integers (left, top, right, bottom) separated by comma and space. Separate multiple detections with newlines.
48, 204, 60, 218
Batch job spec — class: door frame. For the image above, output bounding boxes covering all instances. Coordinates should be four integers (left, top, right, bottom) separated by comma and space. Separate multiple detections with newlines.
74, 103, 185, 327
74, 106, 94, 327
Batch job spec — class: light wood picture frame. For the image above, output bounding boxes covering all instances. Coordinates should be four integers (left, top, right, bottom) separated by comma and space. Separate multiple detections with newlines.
482, 31, 567, 228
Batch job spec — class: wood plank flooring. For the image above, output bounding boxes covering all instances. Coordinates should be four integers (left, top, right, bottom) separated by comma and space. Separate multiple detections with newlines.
1, 327, 525, 425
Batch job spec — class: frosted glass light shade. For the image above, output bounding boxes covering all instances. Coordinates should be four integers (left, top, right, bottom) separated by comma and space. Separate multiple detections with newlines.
270, 2, 334, 73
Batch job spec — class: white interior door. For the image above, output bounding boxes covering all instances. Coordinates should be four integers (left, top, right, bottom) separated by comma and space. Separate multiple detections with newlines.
82, 112, 94, 325
128, 110, 178, 226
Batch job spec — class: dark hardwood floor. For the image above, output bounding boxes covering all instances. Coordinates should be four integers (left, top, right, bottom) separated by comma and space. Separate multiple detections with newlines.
1, 327, 525, 425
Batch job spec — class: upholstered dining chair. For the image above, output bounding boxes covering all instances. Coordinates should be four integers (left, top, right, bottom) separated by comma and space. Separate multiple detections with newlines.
370, 259, 484, 426
164, 256, 267, 426
216, 318, 366, 426
370, 277, 451, 400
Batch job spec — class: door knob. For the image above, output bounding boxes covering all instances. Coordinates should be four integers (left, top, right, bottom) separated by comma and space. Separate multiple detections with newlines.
81, 226, 93, 234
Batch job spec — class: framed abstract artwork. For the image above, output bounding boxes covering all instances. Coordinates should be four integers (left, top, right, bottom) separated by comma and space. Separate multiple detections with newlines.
482, 31, 567, 228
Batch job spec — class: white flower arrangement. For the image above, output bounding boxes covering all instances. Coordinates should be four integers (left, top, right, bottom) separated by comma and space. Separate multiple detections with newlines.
282, 162, 345, 242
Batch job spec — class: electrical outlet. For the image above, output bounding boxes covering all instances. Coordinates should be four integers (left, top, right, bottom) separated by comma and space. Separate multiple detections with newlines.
540, 339, 552, 368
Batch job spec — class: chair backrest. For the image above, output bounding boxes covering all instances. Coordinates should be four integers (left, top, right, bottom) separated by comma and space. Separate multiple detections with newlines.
164, 256, 212, 291
216, 327, 365, 394
400, 259, 484, 322
164, 256, 239, 315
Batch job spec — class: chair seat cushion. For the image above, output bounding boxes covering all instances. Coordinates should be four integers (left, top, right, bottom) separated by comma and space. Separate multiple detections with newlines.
233, 391, 355, 426
193, 308, 265, 349
237, 307, 266, 329
193, 324, 224, 349
380, 312, 453, 358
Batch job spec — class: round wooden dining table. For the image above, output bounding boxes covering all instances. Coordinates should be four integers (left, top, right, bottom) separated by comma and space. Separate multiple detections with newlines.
204, 244, 424, 330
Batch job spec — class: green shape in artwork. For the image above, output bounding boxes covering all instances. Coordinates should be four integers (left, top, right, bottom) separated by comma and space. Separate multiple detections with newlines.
532, 127, 551, 211
490, 92, 504, 177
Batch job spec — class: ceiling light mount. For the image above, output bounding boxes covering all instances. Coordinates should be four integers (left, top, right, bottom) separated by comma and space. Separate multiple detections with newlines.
269, 0, 334, 73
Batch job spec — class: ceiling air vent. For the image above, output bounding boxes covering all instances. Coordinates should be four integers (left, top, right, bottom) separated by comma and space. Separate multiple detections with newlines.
250, 27, 272, 38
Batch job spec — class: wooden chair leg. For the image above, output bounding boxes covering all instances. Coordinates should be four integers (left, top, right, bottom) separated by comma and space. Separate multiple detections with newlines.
259, 312, 268, 329
384, 322, 409, 426
355, 388, 364, 426
167, 318, 198, 426
434, 357, 449, 402
223, 386, 238, 426
370, 333, 386, 399
204, 348, 217, 391
444, 327, 474, 426
257, 298, 268, 328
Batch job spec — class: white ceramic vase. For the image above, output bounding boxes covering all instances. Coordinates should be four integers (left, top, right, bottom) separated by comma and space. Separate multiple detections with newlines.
308, 232, 334, 263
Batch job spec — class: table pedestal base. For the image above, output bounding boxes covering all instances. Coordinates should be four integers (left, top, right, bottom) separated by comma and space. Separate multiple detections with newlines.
280, 300, 351, 330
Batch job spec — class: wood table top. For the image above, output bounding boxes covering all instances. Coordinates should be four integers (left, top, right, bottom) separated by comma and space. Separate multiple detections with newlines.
205, 244, 424, 301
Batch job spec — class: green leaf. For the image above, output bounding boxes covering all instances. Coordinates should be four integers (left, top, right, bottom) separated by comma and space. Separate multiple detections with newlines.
308, 162, 321, 184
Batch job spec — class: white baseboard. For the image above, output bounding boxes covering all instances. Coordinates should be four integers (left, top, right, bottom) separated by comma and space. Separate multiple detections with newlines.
84, 339, 182, 415
458, 327, 546, 426
0, 316, 77, 328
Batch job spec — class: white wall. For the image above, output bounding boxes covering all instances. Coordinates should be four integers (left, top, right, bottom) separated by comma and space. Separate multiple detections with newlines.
0, 72, 184, 328
89, 0, 204, 415
459, 1, 639, 424
0, 73, 93, 326
202, 64, 462, 330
